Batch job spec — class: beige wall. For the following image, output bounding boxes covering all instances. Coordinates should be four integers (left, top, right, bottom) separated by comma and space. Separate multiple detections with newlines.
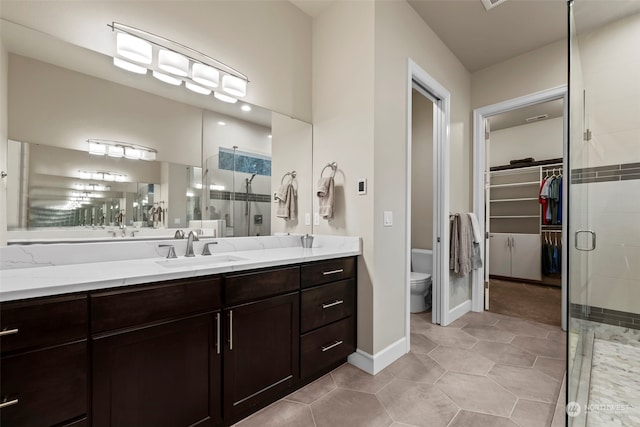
472, 39, 567, 110
313, 0, 472, 354
0, 0, 312, 122
312, 0, 376, 353
490, 117, 564, 167
411, 91, 433, 250
374, 0, 472, 339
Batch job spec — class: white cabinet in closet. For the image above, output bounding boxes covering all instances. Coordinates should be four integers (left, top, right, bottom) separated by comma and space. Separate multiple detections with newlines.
489, 233, 542, 281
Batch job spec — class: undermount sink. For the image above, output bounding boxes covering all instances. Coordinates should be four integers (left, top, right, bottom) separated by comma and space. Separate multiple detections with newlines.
155, 255, 248, 268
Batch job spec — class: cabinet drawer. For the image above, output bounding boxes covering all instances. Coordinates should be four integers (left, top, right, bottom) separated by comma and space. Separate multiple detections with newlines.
301, 257, 356, 289
301, 279, 354, 333
91, 276, 222, 334
300, 317, 355, 379
224, 266, 300, 305
0, 341, 87, 427
0, 295, 87, 355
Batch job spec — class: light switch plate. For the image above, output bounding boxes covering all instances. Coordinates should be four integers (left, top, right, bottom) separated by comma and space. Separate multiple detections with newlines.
314, 212, 320, 225
383, 211, 393, 226
304, 213, 311, 226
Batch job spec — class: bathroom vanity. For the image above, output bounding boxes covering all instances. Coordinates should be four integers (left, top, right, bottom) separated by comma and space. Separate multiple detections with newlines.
0, 235, 359, 427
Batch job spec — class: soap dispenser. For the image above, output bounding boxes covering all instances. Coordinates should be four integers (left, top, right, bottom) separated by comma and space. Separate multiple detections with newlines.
301, 234, 314, 248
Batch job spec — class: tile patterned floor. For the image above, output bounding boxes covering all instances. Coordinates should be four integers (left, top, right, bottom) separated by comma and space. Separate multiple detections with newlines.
235, 310, 567, 427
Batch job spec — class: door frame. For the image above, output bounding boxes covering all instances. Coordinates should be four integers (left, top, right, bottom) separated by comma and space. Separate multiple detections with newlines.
405, 58, 452, 352
472, 85, 568, 331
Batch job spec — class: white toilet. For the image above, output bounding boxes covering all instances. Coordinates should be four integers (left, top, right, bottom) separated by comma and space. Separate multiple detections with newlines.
410, 248, 433, 313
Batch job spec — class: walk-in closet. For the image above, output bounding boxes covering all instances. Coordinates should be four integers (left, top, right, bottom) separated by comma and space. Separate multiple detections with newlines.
485, 100, 564, 326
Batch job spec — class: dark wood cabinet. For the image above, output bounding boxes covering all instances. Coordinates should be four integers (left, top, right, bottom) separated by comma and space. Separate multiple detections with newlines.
222, 292, 300, 424
300, 257, 357, 380
0, 295, 88, 427
90, 276, 223, 427
2, 256, 356, 427
92, 312, 221, 427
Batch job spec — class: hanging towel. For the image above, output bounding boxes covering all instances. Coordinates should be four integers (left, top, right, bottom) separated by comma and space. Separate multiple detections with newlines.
449, 213, 474, 277
467, 213, 483, 269
276, 183, 297, 220
317, 177, 335, 219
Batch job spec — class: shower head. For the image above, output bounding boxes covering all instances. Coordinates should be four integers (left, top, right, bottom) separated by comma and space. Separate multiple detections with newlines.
248, 173, 257, 183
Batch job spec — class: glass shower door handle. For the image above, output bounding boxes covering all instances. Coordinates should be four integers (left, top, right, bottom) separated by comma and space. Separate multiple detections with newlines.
575, 230, 596, 251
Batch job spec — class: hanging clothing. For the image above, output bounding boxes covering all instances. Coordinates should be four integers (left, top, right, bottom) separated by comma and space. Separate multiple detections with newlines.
539, 176, 549, 225
556, 176, 563, 225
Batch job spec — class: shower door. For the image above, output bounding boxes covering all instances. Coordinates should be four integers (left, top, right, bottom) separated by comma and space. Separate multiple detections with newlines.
568, 1, 640, 426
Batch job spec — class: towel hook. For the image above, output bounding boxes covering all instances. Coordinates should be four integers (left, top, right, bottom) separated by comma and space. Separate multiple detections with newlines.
321, 162, 337, 178
281, 171, 297, 184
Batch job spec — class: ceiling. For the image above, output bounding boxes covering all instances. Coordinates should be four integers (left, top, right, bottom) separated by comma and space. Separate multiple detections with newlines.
407, 0, 567, 72
489, 98, 564, 131
292, 0, 640, 73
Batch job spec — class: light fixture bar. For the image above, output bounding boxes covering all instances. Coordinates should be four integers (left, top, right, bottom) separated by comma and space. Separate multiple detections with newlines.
108, 21, 249, 87
87, 139, 157, 161
78, 170, 127, 182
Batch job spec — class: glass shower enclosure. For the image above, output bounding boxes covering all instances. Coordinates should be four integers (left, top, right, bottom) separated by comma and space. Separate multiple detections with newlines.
567, 1, 640, 426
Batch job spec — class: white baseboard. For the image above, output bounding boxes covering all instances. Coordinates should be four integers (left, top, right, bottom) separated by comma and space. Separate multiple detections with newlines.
347, 336, 407, 375
445, 299, 472, 325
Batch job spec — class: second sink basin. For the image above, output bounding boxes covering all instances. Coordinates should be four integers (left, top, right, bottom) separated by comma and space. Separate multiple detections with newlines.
155, 255, 247, 268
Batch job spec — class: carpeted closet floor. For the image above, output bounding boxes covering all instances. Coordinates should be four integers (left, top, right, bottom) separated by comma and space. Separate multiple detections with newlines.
488, 278, 562, 327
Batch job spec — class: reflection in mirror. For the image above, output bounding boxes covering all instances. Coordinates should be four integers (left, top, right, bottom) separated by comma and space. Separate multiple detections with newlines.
2, 19, 313, 243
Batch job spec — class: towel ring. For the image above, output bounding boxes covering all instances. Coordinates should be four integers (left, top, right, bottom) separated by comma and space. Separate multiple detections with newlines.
321, 162, 337, 178
281, 171, 297, 184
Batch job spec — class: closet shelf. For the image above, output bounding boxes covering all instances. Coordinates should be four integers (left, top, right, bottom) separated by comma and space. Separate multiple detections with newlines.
490, 197, 538, 203
490, 215, 539, 219
489, 181, 539, 188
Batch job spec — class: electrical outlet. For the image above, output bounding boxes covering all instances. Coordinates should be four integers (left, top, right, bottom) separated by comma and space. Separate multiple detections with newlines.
314, 213, 320, 225
305, 213, 311, 226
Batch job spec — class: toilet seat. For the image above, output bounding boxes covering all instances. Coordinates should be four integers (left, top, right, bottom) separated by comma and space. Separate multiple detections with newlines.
410, 272, 431, 284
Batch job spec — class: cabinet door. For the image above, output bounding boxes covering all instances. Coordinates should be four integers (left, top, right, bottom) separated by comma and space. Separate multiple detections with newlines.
223, 292, 299, 423
510, 234, 542, 281
1, 342, 87, 427
92, 313, 221, 427
489, 233, 512, 277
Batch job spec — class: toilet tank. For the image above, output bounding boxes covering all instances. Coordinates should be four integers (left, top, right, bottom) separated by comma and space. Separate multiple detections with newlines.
411, 248, 433, 274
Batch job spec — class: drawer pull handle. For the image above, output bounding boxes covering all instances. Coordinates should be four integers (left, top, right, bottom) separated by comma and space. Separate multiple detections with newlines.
0, 398, 19, 409
322, 300, 344, 309
216, 313, 221, 355
0, 328, 19, 337
321, 340, 343, 352
228, 311, 233, 351
322, 269, 344, 276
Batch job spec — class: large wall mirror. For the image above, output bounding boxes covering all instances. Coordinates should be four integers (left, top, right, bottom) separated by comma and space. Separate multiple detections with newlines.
2, 19, 313, 243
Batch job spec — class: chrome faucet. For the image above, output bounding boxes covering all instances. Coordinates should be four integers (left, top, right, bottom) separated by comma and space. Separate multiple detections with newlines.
185, 230, 199, 257
174, 229, 185, 239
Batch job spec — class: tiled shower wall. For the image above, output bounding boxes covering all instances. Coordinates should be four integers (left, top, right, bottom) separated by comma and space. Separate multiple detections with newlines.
570, 13, 640, 322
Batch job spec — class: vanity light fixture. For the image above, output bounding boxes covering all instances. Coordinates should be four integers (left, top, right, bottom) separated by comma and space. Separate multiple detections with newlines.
87, 139, 157, 162
79, 170, 127, 182
109, 22, 249, 104
209, 184, 225, 191
74, 183, 111, 191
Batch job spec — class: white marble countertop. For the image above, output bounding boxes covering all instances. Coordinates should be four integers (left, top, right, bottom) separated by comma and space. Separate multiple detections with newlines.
0, 235, 361, 302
